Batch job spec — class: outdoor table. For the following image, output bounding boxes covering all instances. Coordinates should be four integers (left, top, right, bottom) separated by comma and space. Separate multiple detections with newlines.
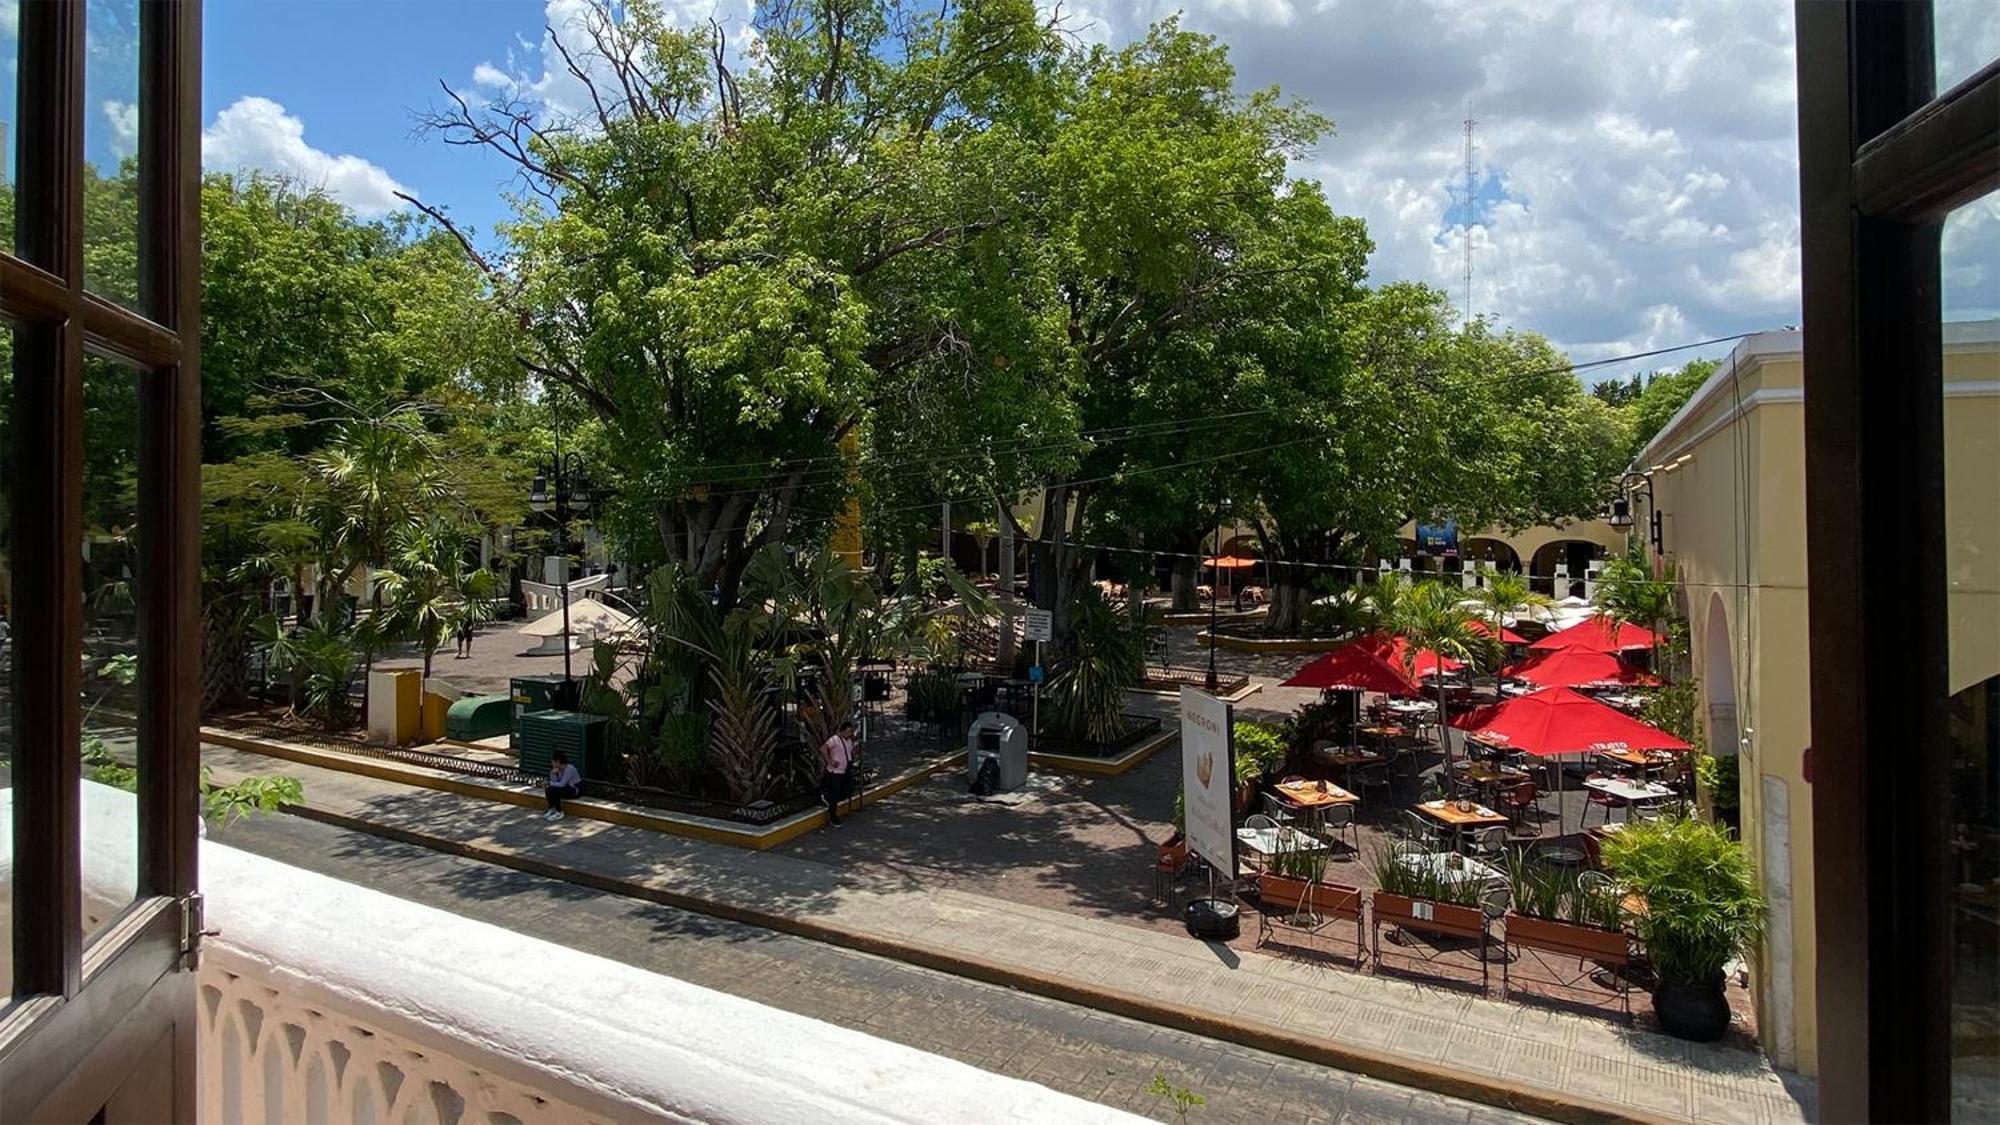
1358, 724, 1407, 742
1583, 776, 1676, 804
1412, 799, 1510, 849
1453, 761, 1528, 790
1395, 851, 1505, 887
1274, 778, 1359, 809
1386, 700, 1434, 717
1235, 825, 1330, 869
1596, 748, 1673, 771
1315, 747, 1384, 770
1597, 693, 1648, 711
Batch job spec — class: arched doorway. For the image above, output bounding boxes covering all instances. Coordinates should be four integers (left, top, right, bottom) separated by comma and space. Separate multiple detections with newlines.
1528, 539, 1600, 598
1462, 537, 1521, 574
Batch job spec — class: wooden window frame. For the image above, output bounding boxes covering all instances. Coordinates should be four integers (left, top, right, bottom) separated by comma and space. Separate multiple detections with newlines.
1795, 2, 1999, 1120
2, 0, 202, 1021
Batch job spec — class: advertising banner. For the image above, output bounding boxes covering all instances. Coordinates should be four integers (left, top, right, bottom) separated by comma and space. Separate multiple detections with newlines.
1178, 687, 1236, 875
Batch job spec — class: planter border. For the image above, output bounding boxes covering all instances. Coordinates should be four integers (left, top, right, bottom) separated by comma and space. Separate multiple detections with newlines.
1501, 912, 1635, 1020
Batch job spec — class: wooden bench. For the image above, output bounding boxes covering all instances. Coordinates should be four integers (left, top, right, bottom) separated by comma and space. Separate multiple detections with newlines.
1371, 891, 1489, 989
1255, 873, 1364, 961
1501, 913, 1635, 1019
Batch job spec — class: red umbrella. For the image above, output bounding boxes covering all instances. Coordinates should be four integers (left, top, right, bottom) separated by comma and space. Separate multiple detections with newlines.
1451, 686, 1691, 756
1468, 618, 1528, 645
1530, 616, 1658, 653
1282, 637, 1425, 696
1354, 633, 1464, 679
1504, 646, 1659, 690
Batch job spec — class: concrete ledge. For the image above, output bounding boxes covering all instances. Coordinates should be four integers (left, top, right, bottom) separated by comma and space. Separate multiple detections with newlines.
268, 801, 1669, 1125
203, 725, 961, 851
1195, 630, 1342, 654
1028, 728, 1176, 776
1159, 607, 1267, 626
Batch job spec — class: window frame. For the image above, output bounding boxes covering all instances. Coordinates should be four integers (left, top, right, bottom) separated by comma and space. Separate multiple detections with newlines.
1795, 2, 1999, 1119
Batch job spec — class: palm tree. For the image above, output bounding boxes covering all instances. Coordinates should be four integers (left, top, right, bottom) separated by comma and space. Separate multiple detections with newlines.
1592, 550, 1680, 673
1390, 581, 1503, 770
1472, 572, 1555, 638
374, 519, 499, 677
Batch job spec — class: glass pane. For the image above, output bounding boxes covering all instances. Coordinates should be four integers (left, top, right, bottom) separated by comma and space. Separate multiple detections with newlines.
1, 0, 17, 252
1943, 189, 2000, 1120
81, 355, 141, 946
1935, 1, 2000, 95
83, 0, 141, 310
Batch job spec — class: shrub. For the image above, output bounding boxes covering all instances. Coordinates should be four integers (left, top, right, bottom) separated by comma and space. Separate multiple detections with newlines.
1693, 752, 1740, 813
1233, 720, 1286, 779
1367, 841, 1483, 906
1601, 814, 1764, 983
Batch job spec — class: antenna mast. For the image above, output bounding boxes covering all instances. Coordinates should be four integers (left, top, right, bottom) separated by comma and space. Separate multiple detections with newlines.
1462, 116, 1476, 324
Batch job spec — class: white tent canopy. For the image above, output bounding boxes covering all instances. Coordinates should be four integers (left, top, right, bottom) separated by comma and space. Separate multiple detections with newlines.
518, 598, 637, 654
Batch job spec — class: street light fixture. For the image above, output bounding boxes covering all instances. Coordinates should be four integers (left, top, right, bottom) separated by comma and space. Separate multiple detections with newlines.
531, 451, 594, 705
1607, 471, 1662, 554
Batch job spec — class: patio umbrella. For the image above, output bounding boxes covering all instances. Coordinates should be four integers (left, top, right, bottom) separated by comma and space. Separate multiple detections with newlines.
1467, 618, 1528, 645
1450, 686, 1691, 833
1201, 555, 1260, 568
1353, 633, 1464, 680
1503, 645, 1659, 690
1529, 615, 1659, 654
1281, 635, 1425, 696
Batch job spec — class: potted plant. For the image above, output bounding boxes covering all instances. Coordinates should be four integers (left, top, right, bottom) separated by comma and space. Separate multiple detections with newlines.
1601, 815, 1765, 1040
1500, 854, 1633, 1005
1367, 842, 1488, 965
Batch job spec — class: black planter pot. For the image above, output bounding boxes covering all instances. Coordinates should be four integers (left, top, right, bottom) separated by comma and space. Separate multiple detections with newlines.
1652, 974, 1731, 1041
1184, 897, 1241, 941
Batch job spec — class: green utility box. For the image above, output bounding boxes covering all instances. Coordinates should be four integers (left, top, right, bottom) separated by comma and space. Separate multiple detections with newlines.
516, 710, 612, 780
509, 674, 569, 751
445, 693, 513, 742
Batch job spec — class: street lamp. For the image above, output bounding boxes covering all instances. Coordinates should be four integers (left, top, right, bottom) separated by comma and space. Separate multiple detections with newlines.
530, 451, 595, 705
1606, 471, 1662, 554
1207, 494, 1229, 691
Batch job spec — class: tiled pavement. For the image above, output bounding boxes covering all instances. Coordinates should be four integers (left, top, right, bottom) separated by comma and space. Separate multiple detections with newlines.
203, 740, 1815, 1125
214, 812, 1547, 1124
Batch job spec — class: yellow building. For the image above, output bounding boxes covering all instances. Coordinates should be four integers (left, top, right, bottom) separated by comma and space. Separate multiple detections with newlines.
1632, 322, 2000, 1076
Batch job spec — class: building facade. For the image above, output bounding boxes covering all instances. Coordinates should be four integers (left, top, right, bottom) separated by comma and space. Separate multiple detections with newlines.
1631, 322, 2000, 1077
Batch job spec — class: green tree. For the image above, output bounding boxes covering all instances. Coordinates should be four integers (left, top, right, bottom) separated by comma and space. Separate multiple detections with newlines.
1625, 358, 1717, 458
1388, 581, 1501, 767
375, 517, 502, 677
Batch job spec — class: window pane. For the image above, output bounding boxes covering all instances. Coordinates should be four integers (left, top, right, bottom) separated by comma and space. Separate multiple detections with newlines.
1935, 1, 2000, 95
81, 355, 141, 946
1, 0, 17, 252
83, 0, 141, 310
1943, 189, 2000, 1120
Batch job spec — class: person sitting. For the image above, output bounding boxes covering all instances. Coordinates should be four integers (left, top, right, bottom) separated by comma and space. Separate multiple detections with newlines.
543, 751, 581, 821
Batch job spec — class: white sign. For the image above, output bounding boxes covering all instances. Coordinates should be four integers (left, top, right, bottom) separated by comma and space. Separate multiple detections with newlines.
1023, 608, 1053, 643
1179, 687, 1236, 875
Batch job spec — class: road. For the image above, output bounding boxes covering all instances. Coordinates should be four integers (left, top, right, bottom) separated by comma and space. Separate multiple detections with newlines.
212, 812, 1545, 1124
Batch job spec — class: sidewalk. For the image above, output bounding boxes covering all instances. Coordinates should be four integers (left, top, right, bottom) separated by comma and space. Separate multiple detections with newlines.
203, 739, 1814, 1125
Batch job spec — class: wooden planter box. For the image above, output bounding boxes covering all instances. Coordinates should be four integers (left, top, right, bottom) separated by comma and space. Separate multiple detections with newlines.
1256, 874, 1364, 958
1370, 892, 1488, 987
1502, 912, 1634, 1017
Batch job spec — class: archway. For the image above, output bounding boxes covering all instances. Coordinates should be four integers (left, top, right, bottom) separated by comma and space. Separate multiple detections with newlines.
1528, 539, 1600, 598
1703, 594, 1739, 758
1462, 537, 1521, 574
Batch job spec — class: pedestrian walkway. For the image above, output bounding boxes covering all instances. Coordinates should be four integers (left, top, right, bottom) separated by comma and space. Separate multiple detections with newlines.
202, 739, 1814, 1125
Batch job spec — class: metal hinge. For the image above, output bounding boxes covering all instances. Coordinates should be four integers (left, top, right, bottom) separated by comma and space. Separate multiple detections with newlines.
179, 893, 218, 970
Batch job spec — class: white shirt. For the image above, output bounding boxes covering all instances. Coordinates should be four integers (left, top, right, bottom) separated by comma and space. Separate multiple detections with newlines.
821, 734, 855, 774
549, 763, 581, 789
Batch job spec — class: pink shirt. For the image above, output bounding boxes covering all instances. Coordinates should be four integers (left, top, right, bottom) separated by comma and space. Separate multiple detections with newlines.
821, 734, 855, 774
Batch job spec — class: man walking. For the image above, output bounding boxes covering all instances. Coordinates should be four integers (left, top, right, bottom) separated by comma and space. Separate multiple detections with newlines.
820, 719, 859, 828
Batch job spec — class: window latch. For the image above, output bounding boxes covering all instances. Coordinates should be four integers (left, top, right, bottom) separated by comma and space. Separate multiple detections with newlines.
179, 893, 218, 970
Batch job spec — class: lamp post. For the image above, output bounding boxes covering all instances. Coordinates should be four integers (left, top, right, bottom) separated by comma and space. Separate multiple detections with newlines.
1607, 471, 1661, 555
1207, 494, 1228, 691
530, 452, 594, 706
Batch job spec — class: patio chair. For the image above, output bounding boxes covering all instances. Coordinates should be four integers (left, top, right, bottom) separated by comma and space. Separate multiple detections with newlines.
1632, 802, 1667, 822
1501, 780, 1541, 832
1262, 793, 1297, 826
1244, 813, 1279, 832
1352, 761, 1393, 800
1402, 810, 1447, 850
1468, 825, 1509, 860
1583, 773, 1626, 826
1578, 870, 1616, 896
1322, 803, 1359, 856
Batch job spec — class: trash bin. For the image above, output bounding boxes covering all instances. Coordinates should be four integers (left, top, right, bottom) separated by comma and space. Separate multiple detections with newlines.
965, 711, 1028, 792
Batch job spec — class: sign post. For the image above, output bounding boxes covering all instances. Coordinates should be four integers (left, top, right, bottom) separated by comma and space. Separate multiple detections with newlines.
1179, 687, 1238, 937
1024, 608, 1053, 738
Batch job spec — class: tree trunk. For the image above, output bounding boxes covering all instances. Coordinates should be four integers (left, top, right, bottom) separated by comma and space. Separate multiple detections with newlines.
1264, 561, 1308, 636
1170, 556, 1199, 611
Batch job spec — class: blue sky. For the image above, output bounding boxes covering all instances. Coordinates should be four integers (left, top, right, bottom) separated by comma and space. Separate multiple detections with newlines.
5, 1, 1993, 380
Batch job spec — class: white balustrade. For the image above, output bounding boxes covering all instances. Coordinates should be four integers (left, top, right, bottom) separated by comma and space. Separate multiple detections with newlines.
199, 843, 1138, 1124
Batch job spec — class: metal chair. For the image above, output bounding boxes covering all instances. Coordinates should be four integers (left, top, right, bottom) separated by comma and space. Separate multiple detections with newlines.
1352, 761, 1393, 801
1501, 780, 1541, 833
1322, 803, 1359, 856
1578, 870, 1616, 896
1402, 809, 1447, 850
1244, 813, 1279, 832
1262, 792, 1297, 826
1468, 825, 1509, 860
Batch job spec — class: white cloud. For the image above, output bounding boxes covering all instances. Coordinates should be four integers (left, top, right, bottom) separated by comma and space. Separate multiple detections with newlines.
470, 0, 756, 128
102, 99, 139, 160
201, 96, 410, 218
